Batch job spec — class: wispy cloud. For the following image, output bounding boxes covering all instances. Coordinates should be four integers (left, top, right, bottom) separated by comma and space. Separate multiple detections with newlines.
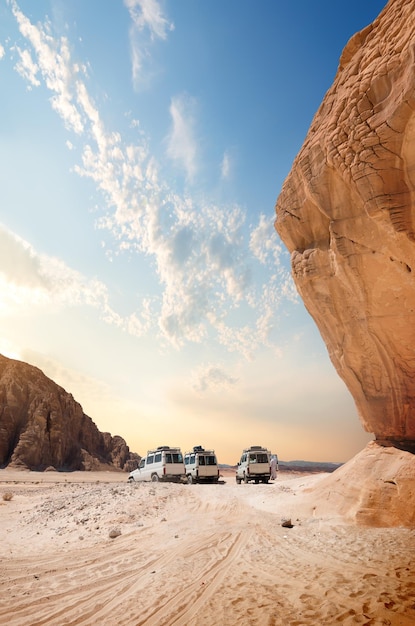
0, 224, 101, 312
250, 213, 285, 266
13, 46, 40, 87
192, 363, 238, 394
166, 94, 198, 182
0, 225, 151, 336
124, 0, 174, 89
0, 226, 48, 290
124, 0, 173, 39
221, 151, 231, 180
7, 2, 296, 359
10, 0, 84, 133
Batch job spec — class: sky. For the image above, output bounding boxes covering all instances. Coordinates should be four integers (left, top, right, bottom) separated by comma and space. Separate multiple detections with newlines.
0, 0, 387, 464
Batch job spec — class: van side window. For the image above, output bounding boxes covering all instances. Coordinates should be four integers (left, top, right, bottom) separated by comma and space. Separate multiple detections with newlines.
155, 452, 162, 462
190, 454, 195, 464
198, 455, 205, 466
184, 455, 190, 465
147, 455, 154, 465
206, 455, 216, 465
139, 459, 145, 469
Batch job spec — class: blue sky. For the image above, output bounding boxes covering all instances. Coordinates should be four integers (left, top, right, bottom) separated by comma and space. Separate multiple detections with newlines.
0, 0, 386, 463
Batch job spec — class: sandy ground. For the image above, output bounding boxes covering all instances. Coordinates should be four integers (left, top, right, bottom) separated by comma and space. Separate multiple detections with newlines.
0, 466, 414, 626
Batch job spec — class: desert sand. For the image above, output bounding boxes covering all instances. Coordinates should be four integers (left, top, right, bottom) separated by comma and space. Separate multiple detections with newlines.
0, 458, 414, 625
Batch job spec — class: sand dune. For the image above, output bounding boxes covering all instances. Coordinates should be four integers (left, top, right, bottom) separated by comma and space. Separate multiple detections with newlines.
0, 464, 414, 625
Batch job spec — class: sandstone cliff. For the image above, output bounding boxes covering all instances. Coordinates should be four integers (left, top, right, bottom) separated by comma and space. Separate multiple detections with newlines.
0, 354, 139, 471
275, 0, 415, 451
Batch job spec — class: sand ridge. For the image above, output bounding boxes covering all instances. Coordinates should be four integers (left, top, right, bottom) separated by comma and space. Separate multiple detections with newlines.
0, 468, 414, 625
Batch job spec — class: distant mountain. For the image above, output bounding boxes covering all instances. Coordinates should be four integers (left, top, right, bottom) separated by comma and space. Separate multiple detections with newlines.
0, 354, 139, 472
220, 461, 342, 473
278, 460, 342, 473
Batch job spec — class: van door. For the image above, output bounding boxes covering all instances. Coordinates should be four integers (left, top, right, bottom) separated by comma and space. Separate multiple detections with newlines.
164, 451, 185, 479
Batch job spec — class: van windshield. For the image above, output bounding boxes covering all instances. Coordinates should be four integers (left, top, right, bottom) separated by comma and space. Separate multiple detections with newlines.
166, 453, 183, 463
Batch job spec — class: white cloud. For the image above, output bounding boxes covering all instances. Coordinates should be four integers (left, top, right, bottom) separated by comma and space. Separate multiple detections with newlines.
124, 0, 173, 40
124, 0, 174, 89
0, 224, 103, 312
13, 46, 40, 86
0, 44, 5, 60
192, 363, 238, 393
0, 226, 48, 290
8, 3, 297, 359
166, 94, 198, 182
0, 224, 151, 337
250, 213, 286, 266
221, 151, 231, 180
11, 0, 84, 134
152, 199, 255, 347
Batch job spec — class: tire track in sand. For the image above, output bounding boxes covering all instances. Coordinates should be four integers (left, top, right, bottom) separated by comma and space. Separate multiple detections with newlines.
135, 527, 254, 626
0, 514, 251, 626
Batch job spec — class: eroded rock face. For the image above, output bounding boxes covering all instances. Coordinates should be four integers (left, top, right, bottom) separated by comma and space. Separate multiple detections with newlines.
275, 0, 415, 449
0, 354, 139, 471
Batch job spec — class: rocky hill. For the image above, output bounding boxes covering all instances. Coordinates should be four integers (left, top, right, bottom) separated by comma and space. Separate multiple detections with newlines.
0, 354, 139, 472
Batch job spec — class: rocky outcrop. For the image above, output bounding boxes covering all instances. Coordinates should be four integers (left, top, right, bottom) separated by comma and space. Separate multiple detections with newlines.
275, 0, 415, 450
305, 441, 415, 527
0, 354, 140, 471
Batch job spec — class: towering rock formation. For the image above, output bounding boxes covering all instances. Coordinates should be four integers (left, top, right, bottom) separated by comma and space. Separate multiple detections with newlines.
275, 0, 415, 450
0, 354, 139, 471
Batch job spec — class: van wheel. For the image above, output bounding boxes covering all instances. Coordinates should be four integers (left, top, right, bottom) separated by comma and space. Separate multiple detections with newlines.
243, 474, 249, 484
151, 474, 159, 482
187, 474, 193, 484
236, 476, 241, 484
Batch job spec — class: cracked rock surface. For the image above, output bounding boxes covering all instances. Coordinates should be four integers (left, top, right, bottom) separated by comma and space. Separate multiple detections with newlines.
275, 0, 415, 447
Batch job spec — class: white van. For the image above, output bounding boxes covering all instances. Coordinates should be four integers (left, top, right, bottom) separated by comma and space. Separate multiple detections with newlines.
235, 446, 271, 484
184, 446, 219, 484
128, 446, 186, 483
